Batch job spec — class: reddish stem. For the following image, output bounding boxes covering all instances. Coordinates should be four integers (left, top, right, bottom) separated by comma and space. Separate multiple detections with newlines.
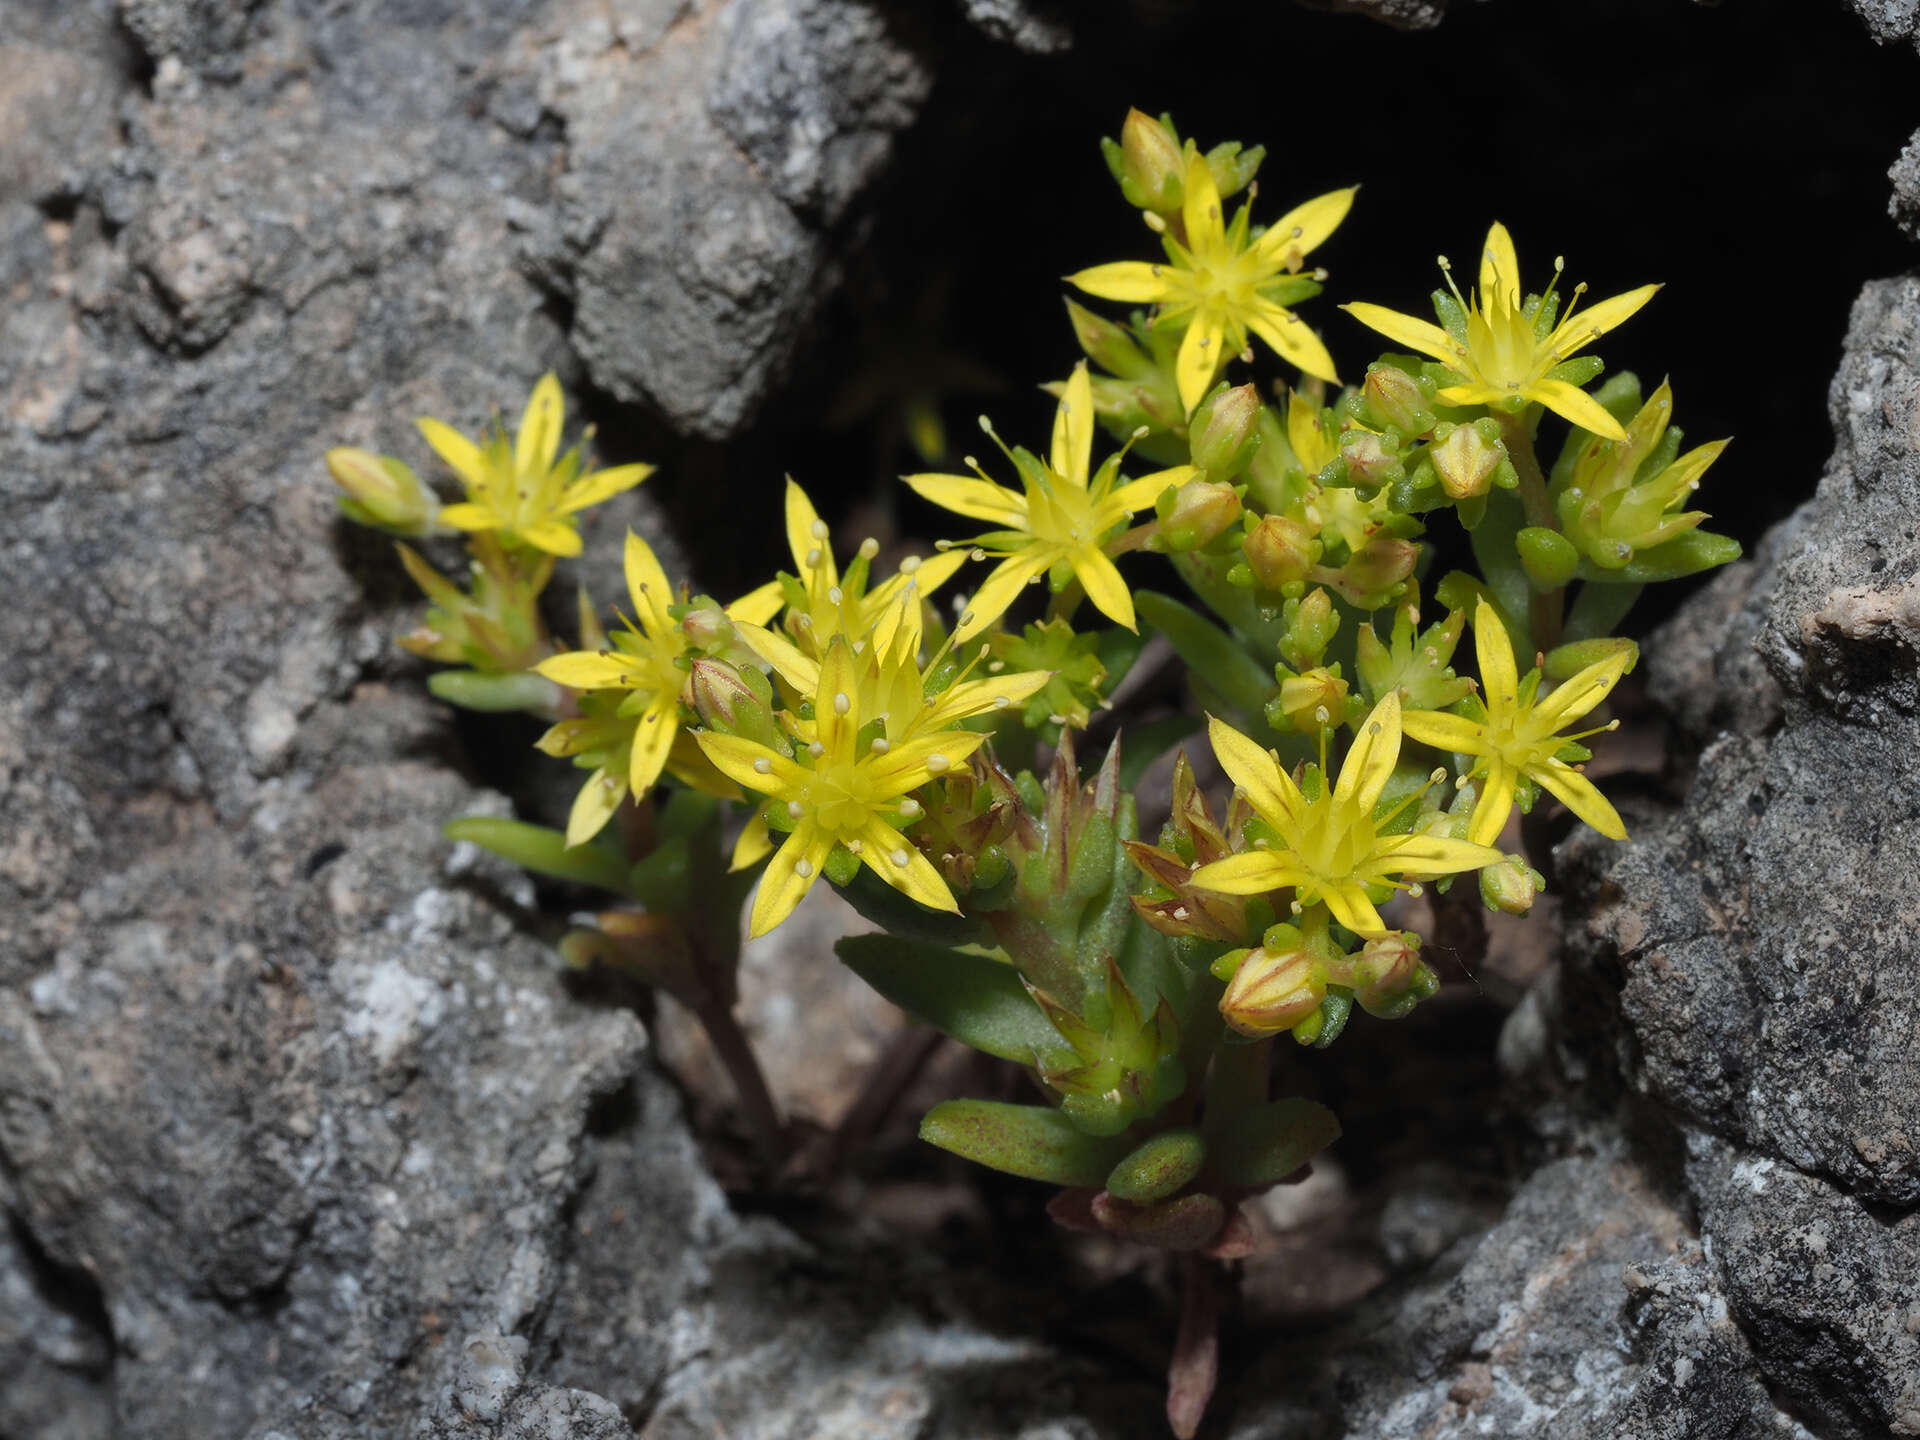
1167, 1256, 1223, 1439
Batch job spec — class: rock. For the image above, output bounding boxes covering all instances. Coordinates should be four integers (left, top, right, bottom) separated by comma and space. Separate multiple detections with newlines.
1689, 1134, 1920, 1439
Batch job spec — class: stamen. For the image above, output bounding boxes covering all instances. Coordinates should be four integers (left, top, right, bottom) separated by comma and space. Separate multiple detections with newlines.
808, 741, 824, 757
858, 538, 879, 560
926, 753, 950, 772
796, 859, 814, 878
891, 848, 910, 867
870, 737, 891, 753
753, 757, 772, 774
787, 801, 804, 817
833, 692, 850, 714
810, 520, 828, 541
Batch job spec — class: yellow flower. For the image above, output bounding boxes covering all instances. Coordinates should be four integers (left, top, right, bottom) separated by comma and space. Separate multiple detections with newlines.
1557, 380, 1728, 568
1069, 156, 1354, 413
1190, 693, 1501, 937
1399, 600, 1628, 845
696, 639, 988, 936
726, 479, 968, 653
1341, 223, 1658, 443
903, 363, 1196, 641
532, 532, 706, 845
425, 373, 653, 556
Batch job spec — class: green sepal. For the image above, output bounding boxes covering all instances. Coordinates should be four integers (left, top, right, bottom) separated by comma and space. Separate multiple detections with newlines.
442, 817, 630, 894
1212, 1097, 1341, 1189
919, 1099, 1129, 1186
1291, 986, 1353, 1048
427, 669, 565, 714
822, 844, 861, 887
1466, 490, 1532, 647
1574, 530, 1743, 584
1515, 526, 1580, 591
1137, 589, 1277, 721
1105, 1127, 1206, 1203
835, 935, 1057, 1064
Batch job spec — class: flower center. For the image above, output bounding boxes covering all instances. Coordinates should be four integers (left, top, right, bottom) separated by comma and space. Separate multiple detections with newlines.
804, 758, 879, 837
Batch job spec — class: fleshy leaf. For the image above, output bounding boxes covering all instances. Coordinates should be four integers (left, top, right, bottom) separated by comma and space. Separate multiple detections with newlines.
919, 1099, 1129, 1186
443, 817, 631, 893
836, 935, 1058, 1064
1213, 1096, 1341, 1188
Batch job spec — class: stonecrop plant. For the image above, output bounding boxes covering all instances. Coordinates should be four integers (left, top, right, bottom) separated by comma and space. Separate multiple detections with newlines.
325, 108, 1737, 1436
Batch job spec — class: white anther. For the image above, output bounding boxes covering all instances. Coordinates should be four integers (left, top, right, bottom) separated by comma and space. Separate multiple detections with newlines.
796, 859, 814, 878
926, 753, 950, 772
787, 800, 804, 818
753, 757, 772, 774
993, 695, 1010, 709
809, 741, 825, 757
828, 586, 844, 606
891, 848, 910, 868
811, 520, 828, 541
871, 737, 891, 753
858, 538, 879, 559
806, 547, 822, 567
833, 692, 850, 715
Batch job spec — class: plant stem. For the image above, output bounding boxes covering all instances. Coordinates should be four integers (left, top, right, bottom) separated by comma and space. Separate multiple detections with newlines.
823, 1021, 946, 1176
1167, 1255, 1224, 1440
1493, 409, 1564, 655
695, 993, 788, 1176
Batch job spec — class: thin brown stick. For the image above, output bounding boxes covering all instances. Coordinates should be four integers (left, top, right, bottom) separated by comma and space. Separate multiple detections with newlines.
1167, 1255, 1223, 1439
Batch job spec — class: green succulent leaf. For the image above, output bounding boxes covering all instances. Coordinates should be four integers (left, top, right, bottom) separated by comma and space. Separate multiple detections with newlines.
919, 1099, 1129, 1186
1213, 1097, 1341, 1189
835, 935, 1057, 1063
442, 817, 631, 894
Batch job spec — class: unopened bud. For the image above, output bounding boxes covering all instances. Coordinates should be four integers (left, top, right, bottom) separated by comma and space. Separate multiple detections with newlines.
686, 658, 779, 746
1337, 534, 1419, 598
1115, 108, 1185, 212
1479, 852, 1544, 916
1241, 514, 1318, 590
1348, 931, 1435, 1018
1154, 478, 1243, 552
1269, 667, 1348, 733
1281, 587, 1340, 668
326, 447, 437, 533
1219, 946, 1326, 1038
1188, 384, 1264, 478
1361, 364, 1437, 437
1339, 427, 1404, 493
1430, 419, 1509, 501
678, 598, 740, 657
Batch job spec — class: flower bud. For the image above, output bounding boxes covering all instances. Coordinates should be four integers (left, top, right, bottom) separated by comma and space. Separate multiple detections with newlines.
1361, 365, 1436, 437
1115, 108, 1185, 212
1339, 428, 1404, 493
1332, 534, 1418, 603
326, 446, 437, 534
686, 658, 781, 748
1348, 931, 1436, 1018
1154, 478, 1243, 552
1188, 384, 1264, 478
1282, 587, 1340, 669
1241, 514, 1318, 590
1219, 946, 1326, 1038
1430, 419, 1508, 501
1269, 666, 1348, 733
1479, 852, 1544, 916
1065, 299, 1152, 380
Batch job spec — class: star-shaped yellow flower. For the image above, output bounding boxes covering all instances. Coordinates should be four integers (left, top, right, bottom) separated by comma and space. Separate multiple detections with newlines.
727, 479, 968, 653
1190, 693, 1501, 937
1400, 599, 1628, 845
904, 363, 1196, 642
533, 532, 705, 845
1069, 156, 1354, 413
696, 639, 989, 936
425, 373, 652, 556
1341, 223, 1658, 443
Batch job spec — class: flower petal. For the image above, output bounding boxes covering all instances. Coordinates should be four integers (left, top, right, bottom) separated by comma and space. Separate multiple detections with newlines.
1529, 651, 1630, 734
561, 462, 654, 514
417, 417, 489, 492
1191, 851, 1310, 896
516, 372, 565, 480
1206, 715, 1306, 831
785, 479, 836, 587
1472, 600, 1520, 716
1175, 308, 1225, 415
627, 695, 679, 797
1340, 303, 1459, 365
1052, 362, 1095, 487
1478, 223, 1521, 310
1531, 762, 1627, 841
750, 821, 832, 937
436, 502, 498, 532
1074, 545, 1136, 631
1320, 881, 1388, 938
857, 817, 959, 914
953, 550, 1053, 643
1067, 261, 1172, 304
1546, 284, 1661, 359
1107, 464, 1197, 516
814, 640, 862, 757
1529, 379, 1629, 442
537, 650, 648, 690
1334, 690, 1401, 816
696, 732, 811, 794
1467, 760, 1518, 846
1246, 303, 1339, 386
903, 472, 1029, 528
565, 767, 624, 849
1373, 833, 1504, 879
624, 530, 675, 632
736, 620, 819, 692
921, 668, 1052, 730
1255, 186, 1357, 268
730, 809, 773, 871
520, 518, 584, 557
868, 728, 989, 796
728, 579, 785, 625
1182, 153, 1224, 255
1399, 708, 1490, 756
